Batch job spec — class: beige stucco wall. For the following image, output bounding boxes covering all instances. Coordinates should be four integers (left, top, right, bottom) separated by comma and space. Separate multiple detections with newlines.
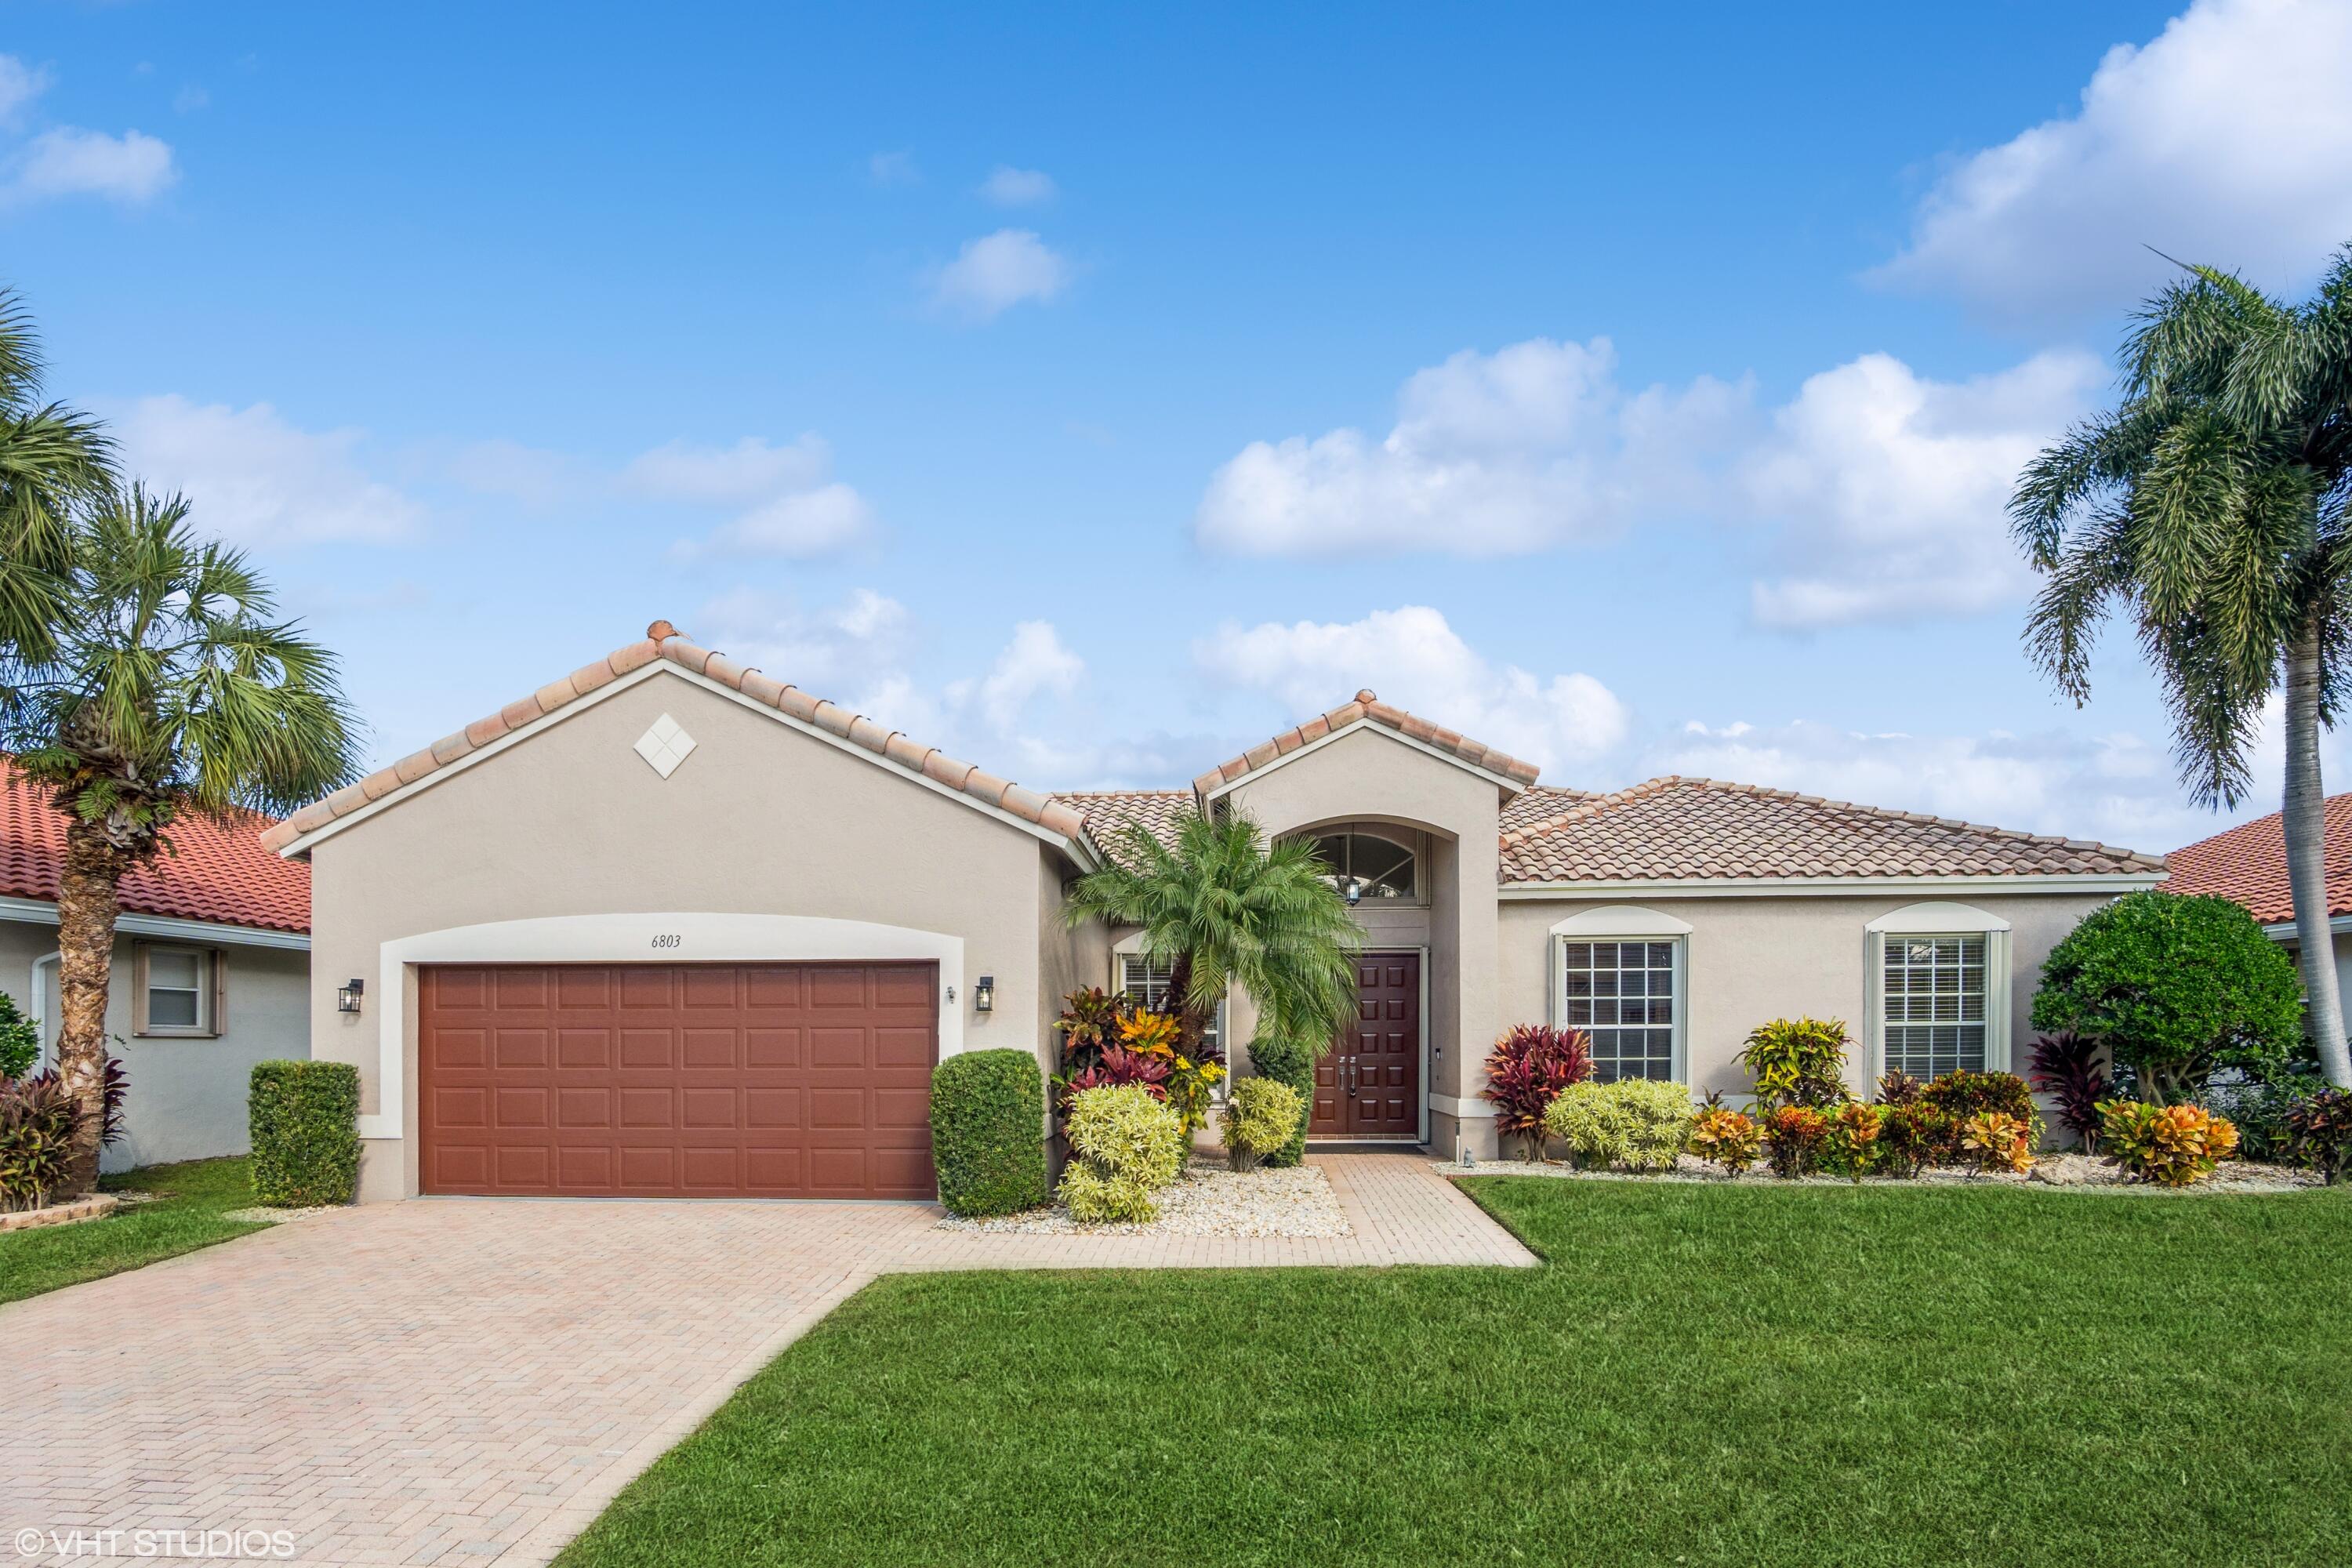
303, 666, 1075, 1200
1485, 889, 2118, 1154
1218, 726, 1506, 1141
0, 916, 309, 1174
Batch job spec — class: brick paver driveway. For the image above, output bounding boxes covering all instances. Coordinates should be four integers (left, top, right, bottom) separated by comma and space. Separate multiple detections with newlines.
3, 1154, 1529, 1568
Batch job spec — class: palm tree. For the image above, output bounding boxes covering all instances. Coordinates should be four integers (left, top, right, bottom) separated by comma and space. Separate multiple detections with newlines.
2011, 249, 2352, 1087
2, 486, 361, 1193
0, 289, 115, 662
1064, 810, 1360, 1060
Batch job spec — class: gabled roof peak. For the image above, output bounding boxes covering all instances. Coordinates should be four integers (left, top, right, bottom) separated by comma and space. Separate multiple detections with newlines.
1193, 691, 1541, 798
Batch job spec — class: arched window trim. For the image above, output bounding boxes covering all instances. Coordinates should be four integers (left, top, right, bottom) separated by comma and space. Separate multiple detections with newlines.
1304, 826, 1423, 905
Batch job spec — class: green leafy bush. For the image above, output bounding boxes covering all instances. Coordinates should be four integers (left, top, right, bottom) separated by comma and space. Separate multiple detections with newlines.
1058, 1083, 1186, 1223
2285, 1087, 2352, 1184
0, 1071, 77, 1210
1734, 1018, 1850, 1109
1922, 1071, 2042, 1149
1221, 1076, 1304, 1171
1820, 1101, 1885, 1182
1876, 1102, 1951, 1177
0, 990, 37, 1081
2203, 1069, 2323, 1163
1243, 1031, 1316, 1168
1542, 1078, 1692, 1172
930, 1049, 1048, 1218
249, 1060, 361, 1207
2099, 1099, 2239, 1186
1687, 1105, 1760, 1174
2033, 891, 2303, 1103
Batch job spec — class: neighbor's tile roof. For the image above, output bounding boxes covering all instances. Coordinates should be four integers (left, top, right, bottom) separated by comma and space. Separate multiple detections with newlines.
1499, 775, 2166, 884
261, 621, 1090, 855
2164, 796, 2352, 924
1194, 690, 1541, 797
1, 760, 309, 934
1500, 784, 1588, 834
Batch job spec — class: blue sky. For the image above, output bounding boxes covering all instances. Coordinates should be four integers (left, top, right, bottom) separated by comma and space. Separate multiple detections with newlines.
8, 0, 2352, 849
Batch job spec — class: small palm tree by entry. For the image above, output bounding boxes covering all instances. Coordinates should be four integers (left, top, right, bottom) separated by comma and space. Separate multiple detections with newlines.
1064, 811, 1359, 1060
2, 486, 361, 1193
2011, 250, 2352, 1087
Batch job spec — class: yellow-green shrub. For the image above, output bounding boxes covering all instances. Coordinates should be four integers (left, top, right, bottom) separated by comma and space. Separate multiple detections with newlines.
1960, 1110, 2035, 1174
2099, 1100, 2238, 1186
1542, 1078, 1693, 1172
1821, 1100, 1885, 1182
1220, 1076, 1304, 1171
1687, 1105, 1760, 1174
1058, 1083, 1186, 1222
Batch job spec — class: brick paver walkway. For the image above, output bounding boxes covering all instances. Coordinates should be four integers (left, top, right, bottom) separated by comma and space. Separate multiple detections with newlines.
2, 1154, 1530, 1568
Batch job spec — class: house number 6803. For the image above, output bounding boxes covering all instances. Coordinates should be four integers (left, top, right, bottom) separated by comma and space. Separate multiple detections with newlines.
649, 933, 683, 949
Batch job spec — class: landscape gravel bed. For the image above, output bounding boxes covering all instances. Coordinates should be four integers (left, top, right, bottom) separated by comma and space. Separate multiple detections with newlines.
935, 1159, 1352, 1236
1439, 1152, 2320, 1193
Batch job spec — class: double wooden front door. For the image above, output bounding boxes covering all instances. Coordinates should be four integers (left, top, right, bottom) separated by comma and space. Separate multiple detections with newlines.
1308, 952, 1421, 1138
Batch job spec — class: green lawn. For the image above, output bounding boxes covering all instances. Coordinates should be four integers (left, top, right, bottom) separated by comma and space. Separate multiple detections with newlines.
560, 1178, 2352, 1568
0, 1156, 267, 1306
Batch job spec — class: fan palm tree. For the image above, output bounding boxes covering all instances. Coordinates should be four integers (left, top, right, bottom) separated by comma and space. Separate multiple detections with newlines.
1064, 810, 1360, 1058
2011, 249, 2352, 1087
3, 485, 361, 1193
0, 289, 115, 663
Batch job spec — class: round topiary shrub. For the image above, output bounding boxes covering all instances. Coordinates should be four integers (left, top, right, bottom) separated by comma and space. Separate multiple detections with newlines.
1220, 1076, 1304, 1171
1543, 1078, 1693, 1171
2032, 891, 2303, 1104
929, 1048, 1049, 1218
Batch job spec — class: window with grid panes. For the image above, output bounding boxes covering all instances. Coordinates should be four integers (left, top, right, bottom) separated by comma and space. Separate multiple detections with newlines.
1560, 938, 1677, 1081
1118, 953, 1221, 1053
1882, 933, 1987, 1078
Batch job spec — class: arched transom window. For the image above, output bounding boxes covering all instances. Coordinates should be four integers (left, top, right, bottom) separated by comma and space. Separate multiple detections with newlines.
1308, 829, 1417, 902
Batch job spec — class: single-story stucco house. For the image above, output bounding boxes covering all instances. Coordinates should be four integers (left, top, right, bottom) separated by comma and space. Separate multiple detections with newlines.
263, 620, 2169, 1203
2167, 795, 2352, 1003
1, 761, 313, 1173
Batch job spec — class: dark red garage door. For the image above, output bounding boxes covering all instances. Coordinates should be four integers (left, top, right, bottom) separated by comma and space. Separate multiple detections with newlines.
418, 961, 938, 1199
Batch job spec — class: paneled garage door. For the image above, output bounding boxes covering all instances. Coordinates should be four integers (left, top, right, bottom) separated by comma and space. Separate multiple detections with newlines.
417, 961, 938, 1199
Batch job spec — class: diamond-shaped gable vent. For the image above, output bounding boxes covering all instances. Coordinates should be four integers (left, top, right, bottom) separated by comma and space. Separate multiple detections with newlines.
633, 713, 697, 779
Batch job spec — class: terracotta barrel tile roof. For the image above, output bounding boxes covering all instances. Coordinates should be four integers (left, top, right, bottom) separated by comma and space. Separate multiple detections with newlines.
0, 761, 308, 934
2165, 796, 2352, 923
261, 622, 1091, 857
1499, 775, 2165, 884
1194, 689, 1541, 797
1052, 789, 1196, 869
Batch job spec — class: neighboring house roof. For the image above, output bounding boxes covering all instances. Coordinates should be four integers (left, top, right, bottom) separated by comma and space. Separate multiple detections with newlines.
1192, 689, 1541, 797
1052, 790, 1193, 869
0, 760, 309, 934
2165, 796, 2352, 924
1497, 775, 2166, 884
1501, 784, 1588, 834
261, 622, 1090, 857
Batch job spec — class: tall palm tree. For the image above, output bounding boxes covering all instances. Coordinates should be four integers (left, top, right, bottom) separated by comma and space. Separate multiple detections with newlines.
3, 486, 361, 1193
2011, 249, 2352, 1087
1065, 810, 1360, 1058
0, 289, 115, 664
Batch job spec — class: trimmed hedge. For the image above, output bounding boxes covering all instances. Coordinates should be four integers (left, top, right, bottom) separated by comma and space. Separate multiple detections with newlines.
249, 1060, 361, 1207
1242, 1033, 1316, 1167
931, 1049, 1048, 1218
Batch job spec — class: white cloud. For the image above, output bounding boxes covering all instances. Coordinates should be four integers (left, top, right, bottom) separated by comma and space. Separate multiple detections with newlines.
1195, 334, 2094, 629
641, 435, 877, 559
868, 151, 919, 186
697, 587, 920, 700
1872, 0, 2352, 318
1737, 349, 2101, 628
1193, 604, 1630, 775
978, 165, 1056, 206
0, 56, 49, 126
109, 394, 419, 545
9, 125, 175, 205
931, 228, 1071, 318
947, 620, 1083, 733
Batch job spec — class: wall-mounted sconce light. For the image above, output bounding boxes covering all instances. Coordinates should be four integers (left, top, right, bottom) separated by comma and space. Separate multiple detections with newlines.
1341, 876, 1363, 907
974, 975, 995, 1013
336, 977, 365, 1014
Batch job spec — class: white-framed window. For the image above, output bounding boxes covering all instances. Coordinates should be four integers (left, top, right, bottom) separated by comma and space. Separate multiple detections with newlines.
1549, 907, 1692, 1083
135, 943, 219, 1037
1865, 903, 2010, 1080
1117, 952, 1222, 1054
1305, 829, 1419, 902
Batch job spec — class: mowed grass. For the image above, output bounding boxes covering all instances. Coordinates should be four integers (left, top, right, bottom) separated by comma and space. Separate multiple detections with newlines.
560, 1178, 2352, 1568
0, 1156, 267, 1305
